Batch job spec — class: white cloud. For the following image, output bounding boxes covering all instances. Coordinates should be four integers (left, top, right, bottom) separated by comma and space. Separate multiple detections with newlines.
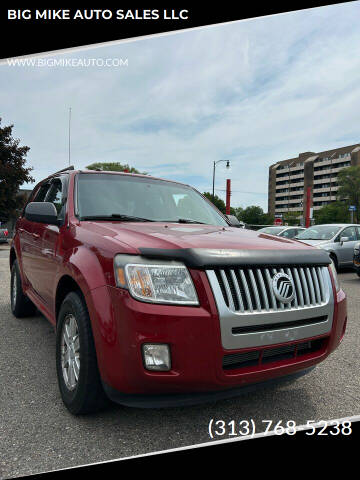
1, 2, 360, 210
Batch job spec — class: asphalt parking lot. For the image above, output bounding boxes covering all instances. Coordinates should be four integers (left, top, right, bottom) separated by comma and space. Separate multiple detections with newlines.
0, 243, 359, 478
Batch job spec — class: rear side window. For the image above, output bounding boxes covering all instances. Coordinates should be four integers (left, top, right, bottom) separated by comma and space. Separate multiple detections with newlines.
45, 179, 66, 223
22, 182, 50, 216
46, 180, 63, 213
32, 183, 51, 202
279, 229, 292, 238
285, 229, 298, 239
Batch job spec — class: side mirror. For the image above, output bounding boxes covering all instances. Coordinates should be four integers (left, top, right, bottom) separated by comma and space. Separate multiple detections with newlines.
24, 202, 59, 225
340, 236, 349, 244
226, 215, 244, 228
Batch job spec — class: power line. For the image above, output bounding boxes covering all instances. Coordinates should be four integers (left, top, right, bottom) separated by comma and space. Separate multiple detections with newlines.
215, 189, 266, 195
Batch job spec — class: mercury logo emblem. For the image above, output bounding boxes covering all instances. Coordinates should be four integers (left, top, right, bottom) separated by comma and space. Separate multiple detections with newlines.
272, 272, 295, 303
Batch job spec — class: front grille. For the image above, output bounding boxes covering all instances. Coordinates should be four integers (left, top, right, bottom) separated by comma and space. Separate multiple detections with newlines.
222, 339, 325, 370
210, 266, 328, 313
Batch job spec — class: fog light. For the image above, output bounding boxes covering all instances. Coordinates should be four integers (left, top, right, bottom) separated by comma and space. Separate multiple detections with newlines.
142, 344, 171, 371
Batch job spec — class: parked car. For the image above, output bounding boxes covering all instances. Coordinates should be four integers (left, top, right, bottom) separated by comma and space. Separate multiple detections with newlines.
10, 168, 347, 414
258, 226, 306, 239
295, 224, 360, 270
0, 228, 9, 244
226, 215, 245, 228
353, 242, 360, 276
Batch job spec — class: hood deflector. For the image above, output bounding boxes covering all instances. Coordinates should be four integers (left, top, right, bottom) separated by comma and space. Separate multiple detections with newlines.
138, 248, 331, 269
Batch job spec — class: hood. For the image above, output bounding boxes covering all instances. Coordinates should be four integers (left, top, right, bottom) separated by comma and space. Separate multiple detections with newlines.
79, 221, 315, 252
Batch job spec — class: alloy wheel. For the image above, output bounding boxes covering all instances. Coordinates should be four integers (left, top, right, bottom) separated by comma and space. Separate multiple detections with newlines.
61, 314, 80, 391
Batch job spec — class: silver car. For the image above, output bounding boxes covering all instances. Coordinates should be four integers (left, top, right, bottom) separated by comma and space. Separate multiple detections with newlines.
257, 226, 306, 239
295, 224, 360, 269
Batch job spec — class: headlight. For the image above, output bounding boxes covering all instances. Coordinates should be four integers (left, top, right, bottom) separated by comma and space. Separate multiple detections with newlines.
329, 260, 340, 292
114, 256, 199, 305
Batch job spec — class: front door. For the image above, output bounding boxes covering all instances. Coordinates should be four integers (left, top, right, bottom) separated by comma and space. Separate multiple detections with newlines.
335, 226, 360, 266
27, 176, 68, 308
19, 182, 51, 289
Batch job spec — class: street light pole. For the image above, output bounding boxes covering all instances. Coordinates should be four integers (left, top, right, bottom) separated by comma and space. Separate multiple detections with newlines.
212, 161, 216, 200
212, 160, 230, 200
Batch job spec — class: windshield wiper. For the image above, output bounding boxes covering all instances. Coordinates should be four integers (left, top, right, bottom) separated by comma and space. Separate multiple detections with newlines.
159, 218, 207, 224
80, 214, 155, 222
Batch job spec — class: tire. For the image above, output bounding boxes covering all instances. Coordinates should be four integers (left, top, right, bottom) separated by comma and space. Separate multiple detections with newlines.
10, 259, 37, 318
56, 291, 109, 415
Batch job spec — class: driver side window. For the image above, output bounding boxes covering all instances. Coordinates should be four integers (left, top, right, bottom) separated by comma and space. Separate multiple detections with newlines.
340, 226, 357, 241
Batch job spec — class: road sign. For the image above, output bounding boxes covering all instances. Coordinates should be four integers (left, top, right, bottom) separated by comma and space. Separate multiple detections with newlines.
349, 205, 356, 211
274, 218, 283, 226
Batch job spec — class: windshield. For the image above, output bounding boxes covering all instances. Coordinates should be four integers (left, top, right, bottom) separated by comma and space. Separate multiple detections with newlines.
296, 225, 341, 240
76, 173, 228, 226
258, 227, 284, 235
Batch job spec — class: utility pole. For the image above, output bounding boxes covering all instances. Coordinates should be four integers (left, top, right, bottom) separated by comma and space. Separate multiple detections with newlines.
305, 186, 312, 228
226, 179, 231, 215
212, 160, 230, 200
68, 107, 72, 166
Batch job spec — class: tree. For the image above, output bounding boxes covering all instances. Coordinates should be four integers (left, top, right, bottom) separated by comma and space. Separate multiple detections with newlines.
239, 205, 270, 225
314, 201, 349, 225
337, 166, 360, 223
264, 212, 275, 225
283, 211, 301, 226
233, 207, 244, 221
202, 192, 236, 215
0, 118, 34, 222
85, 162, 146, 174
203, 192, 226, 213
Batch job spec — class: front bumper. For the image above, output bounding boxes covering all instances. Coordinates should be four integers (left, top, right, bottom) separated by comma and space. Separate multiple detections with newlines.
85, 269, 347, 401
102, 367, 315, 408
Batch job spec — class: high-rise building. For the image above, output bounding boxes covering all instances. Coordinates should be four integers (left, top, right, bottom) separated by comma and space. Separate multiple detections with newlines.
268, 144, 360, 219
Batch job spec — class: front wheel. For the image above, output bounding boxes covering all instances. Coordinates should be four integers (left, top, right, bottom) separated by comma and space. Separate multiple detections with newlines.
56, 291, 109, 415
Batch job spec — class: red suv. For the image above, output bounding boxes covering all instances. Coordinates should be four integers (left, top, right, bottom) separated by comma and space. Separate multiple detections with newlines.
10, 168, 347, 414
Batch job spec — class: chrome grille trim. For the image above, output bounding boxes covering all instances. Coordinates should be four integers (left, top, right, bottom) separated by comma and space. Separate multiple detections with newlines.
239, 270, 253, 313
256, 268, 270, 311
208, 266, 329, 313
230, 270, 244, 313
206, 265, 334, 350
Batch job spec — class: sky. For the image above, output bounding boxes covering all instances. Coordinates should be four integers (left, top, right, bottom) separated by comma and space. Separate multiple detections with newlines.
1, 2, 360, 211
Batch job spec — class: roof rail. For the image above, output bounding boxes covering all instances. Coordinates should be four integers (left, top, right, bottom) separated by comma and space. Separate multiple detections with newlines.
53, 165, 75, 175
